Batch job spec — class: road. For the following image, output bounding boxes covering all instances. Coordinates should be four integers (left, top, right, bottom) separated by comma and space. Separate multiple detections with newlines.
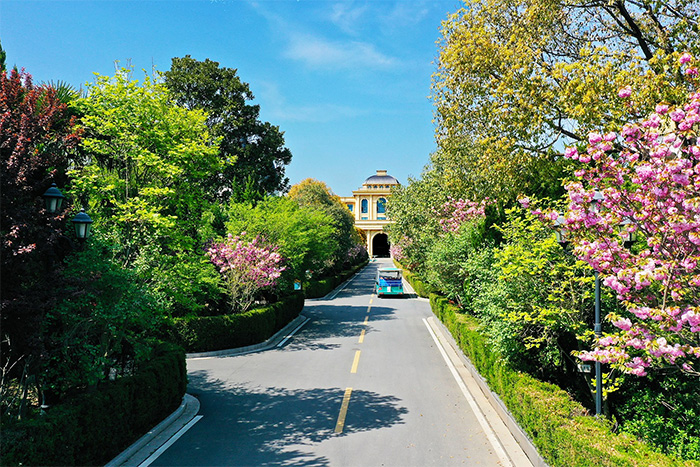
150, 259, 512, 466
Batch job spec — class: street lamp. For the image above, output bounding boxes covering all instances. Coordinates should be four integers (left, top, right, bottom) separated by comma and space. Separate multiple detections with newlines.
553, 212, 603, 417
42, 183, 65, 214
71, 208, 93, 241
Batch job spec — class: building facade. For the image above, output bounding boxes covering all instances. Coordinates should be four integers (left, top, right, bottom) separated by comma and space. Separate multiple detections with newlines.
340, 170, 399, 257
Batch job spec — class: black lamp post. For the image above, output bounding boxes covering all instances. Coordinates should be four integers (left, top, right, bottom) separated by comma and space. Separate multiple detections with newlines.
71, 208, 93, 241
42, 183, 65, 214
554, 212, 603, 417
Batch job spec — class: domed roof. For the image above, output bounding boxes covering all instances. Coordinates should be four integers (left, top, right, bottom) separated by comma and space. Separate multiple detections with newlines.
364, 170, 399, 186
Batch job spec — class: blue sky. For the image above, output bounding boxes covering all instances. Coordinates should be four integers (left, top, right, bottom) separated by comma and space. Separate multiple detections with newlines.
1, 0, 461, 196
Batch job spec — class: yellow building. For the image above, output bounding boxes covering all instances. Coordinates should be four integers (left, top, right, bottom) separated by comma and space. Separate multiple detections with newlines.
340, 170, 399, 257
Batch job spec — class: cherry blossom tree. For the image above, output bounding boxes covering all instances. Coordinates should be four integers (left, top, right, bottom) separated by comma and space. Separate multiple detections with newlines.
207, 233, 285, 313
548, 54, 700, 377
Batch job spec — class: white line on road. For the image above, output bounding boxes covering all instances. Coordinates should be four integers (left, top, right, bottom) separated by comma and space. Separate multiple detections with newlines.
422, 318, 514, 467
277, 317, 311, 348
138, 415, 203, 467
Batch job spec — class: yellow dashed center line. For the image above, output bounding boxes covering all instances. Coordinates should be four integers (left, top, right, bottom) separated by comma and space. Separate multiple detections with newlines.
350, 350, 361, 373
363, 316, 369, 325
334, 387, 353, 433
358, 329, 365, 343
369, 298, 373, 305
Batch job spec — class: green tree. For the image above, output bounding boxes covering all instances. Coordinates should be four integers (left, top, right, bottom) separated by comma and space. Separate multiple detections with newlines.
433, 0, 699, 202
224, 196, 337, 294
70, 70, 223, 315
164, 56, 293, 201
287, 179, 361, 272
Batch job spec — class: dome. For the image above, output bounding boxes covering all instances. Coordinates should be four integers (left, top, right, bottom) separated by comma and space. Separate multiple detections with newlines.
363, 170, 399, 186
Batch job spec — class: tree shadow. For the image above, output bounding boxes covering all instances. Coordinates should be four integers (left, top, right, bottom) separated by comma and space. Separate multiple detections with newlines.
283, 304, 396, 352
168, 372, 408, 466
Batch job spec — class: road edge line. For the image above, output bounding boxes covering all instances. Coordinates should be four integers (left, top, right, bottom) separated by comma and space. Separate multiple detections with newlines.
423, 318, 515, 467
138, 415, 203, 467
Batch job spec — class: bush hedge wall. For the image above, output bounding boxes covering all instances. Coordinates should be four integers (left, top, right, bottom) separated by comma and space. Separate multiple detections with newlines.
425, 291, 696, 467
1, 342, 186, 466
169, 292, 305, 352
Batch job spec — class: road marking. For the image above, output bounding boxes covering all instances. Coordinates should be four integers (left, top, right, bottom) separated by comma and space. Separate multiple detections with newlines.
350, 350, 361, 373
334, 387, 353, 433
369, 298, 373, 304
422, 318, 513, 467
363, 316, 369, 325
327, 269, 364, 300
358, 329, 365, 343
276, 317, 310, 348
366, 306, 371, 313
138, 415, 203, 467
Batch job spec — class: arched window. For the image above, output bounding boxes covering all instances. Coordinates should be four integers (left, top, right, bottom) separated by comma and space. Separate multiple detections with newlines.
377, 198, 386, 214
361, 199, 368, 214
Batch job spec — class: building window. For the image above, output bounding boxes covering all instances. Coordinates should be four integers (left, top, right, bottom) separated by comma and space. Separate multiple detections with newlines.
347, 203, 353, 212
361, 199, 368, 214
361, 216, 368, 220
377, 197, 387, 214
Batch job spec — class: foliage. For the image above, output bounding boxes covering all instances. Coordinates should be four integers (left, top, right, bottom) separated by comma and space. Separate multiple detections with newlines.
424, 219, 489, 307
287, 178, 362, 272
169, 293, 304, 352
206, 233, 285, 313
432, 0, 699, 203
164, 55, 292, 200
612, 372, 700, 461
69, 69, 223, 315
224, 196, 337, 291
1, 342, 186, 466
386, 169, 449, 272
1, 68, 80, 419
544, 78, 700, 377
427, 292, 694, 467
42, 240, 164, 401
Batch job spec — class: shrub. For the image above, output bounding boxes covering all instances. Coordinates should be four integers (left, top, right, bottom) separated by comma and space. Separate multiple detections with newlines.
1, 343, 186, 466
169, 292, 304, 352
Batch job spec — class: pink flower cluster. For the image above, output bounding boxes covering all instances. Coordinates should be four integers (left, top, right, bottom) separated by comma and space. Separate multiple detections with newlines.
437, 197, 491, 233
207, 233, 285, 296
552, 84, 700, 376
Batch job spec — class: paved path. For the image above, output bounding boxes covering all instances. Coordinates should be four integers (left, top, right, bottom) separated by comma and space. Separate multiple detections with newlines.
146, 260, 532, 466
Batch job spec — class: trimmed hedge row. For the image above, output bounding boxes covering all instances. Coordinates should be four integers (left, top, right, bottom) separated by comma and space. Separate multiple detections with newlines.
402, 269, 434, 298
427, 292, 696, 467
1, 342, 186, 466
169, 292, 305, 352
304, 261, 368, 299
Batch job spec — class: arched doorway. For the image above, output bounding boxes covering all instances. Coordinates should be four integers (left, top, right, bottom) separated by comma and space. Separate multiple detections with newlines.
372, 233, 390, 257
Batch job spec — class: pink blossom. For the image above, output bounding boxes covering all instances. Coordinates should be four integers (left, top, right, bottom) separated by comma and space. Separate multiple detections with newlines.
655, 104, 669, 115
618, 86, 632, 98
679, 52, 693, 64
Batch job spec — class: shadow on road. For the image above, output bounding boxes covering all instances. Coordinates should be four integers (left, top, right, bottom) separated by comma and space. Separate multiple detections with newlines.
184, 373, 408, 466
284, 304, 396, 352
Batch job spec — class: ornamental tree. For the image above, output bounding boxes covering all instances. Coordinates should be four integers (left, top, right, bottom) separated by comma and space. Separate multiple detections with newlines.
550, 57, 700, 377
207, 234, 285, 313
1, 68, 79, 418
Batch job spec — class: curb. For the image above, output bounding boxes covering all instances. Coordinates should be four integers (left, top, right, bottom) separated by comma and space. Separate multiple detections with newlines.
106, 394, 200, 467
186, 314, 310, 359
428, 316, 549, 467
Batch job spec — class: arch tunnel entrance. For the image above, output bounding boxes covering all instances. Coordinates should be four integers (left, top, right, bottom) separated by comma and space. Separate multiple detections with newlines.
372, 233, 390, 258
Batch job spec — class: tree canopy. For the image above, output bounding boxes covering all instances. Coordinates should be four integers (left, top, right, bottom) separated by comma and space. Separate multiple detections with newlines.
432, 0, 700, 202
164, 55, 293, 201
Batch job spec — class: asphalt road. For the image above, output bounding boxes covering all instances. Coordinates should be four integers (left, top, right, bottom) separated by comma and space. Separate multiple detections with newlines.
150, 259, 508, 466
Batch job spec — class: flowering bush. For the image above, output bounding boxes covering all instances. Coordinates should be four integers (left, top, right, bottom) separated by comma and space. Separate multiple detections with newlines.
548, 55, 700, 377
207, 233, 285, 313
436, 197, 492, 233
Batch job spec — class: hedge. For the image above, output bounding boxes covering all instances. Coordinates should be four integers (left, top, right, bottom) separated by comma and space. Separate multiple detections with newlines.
1, 342, 186, 466
425, 291, 697, 467
169, 292, 305, 352
304, 260, 368, 299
